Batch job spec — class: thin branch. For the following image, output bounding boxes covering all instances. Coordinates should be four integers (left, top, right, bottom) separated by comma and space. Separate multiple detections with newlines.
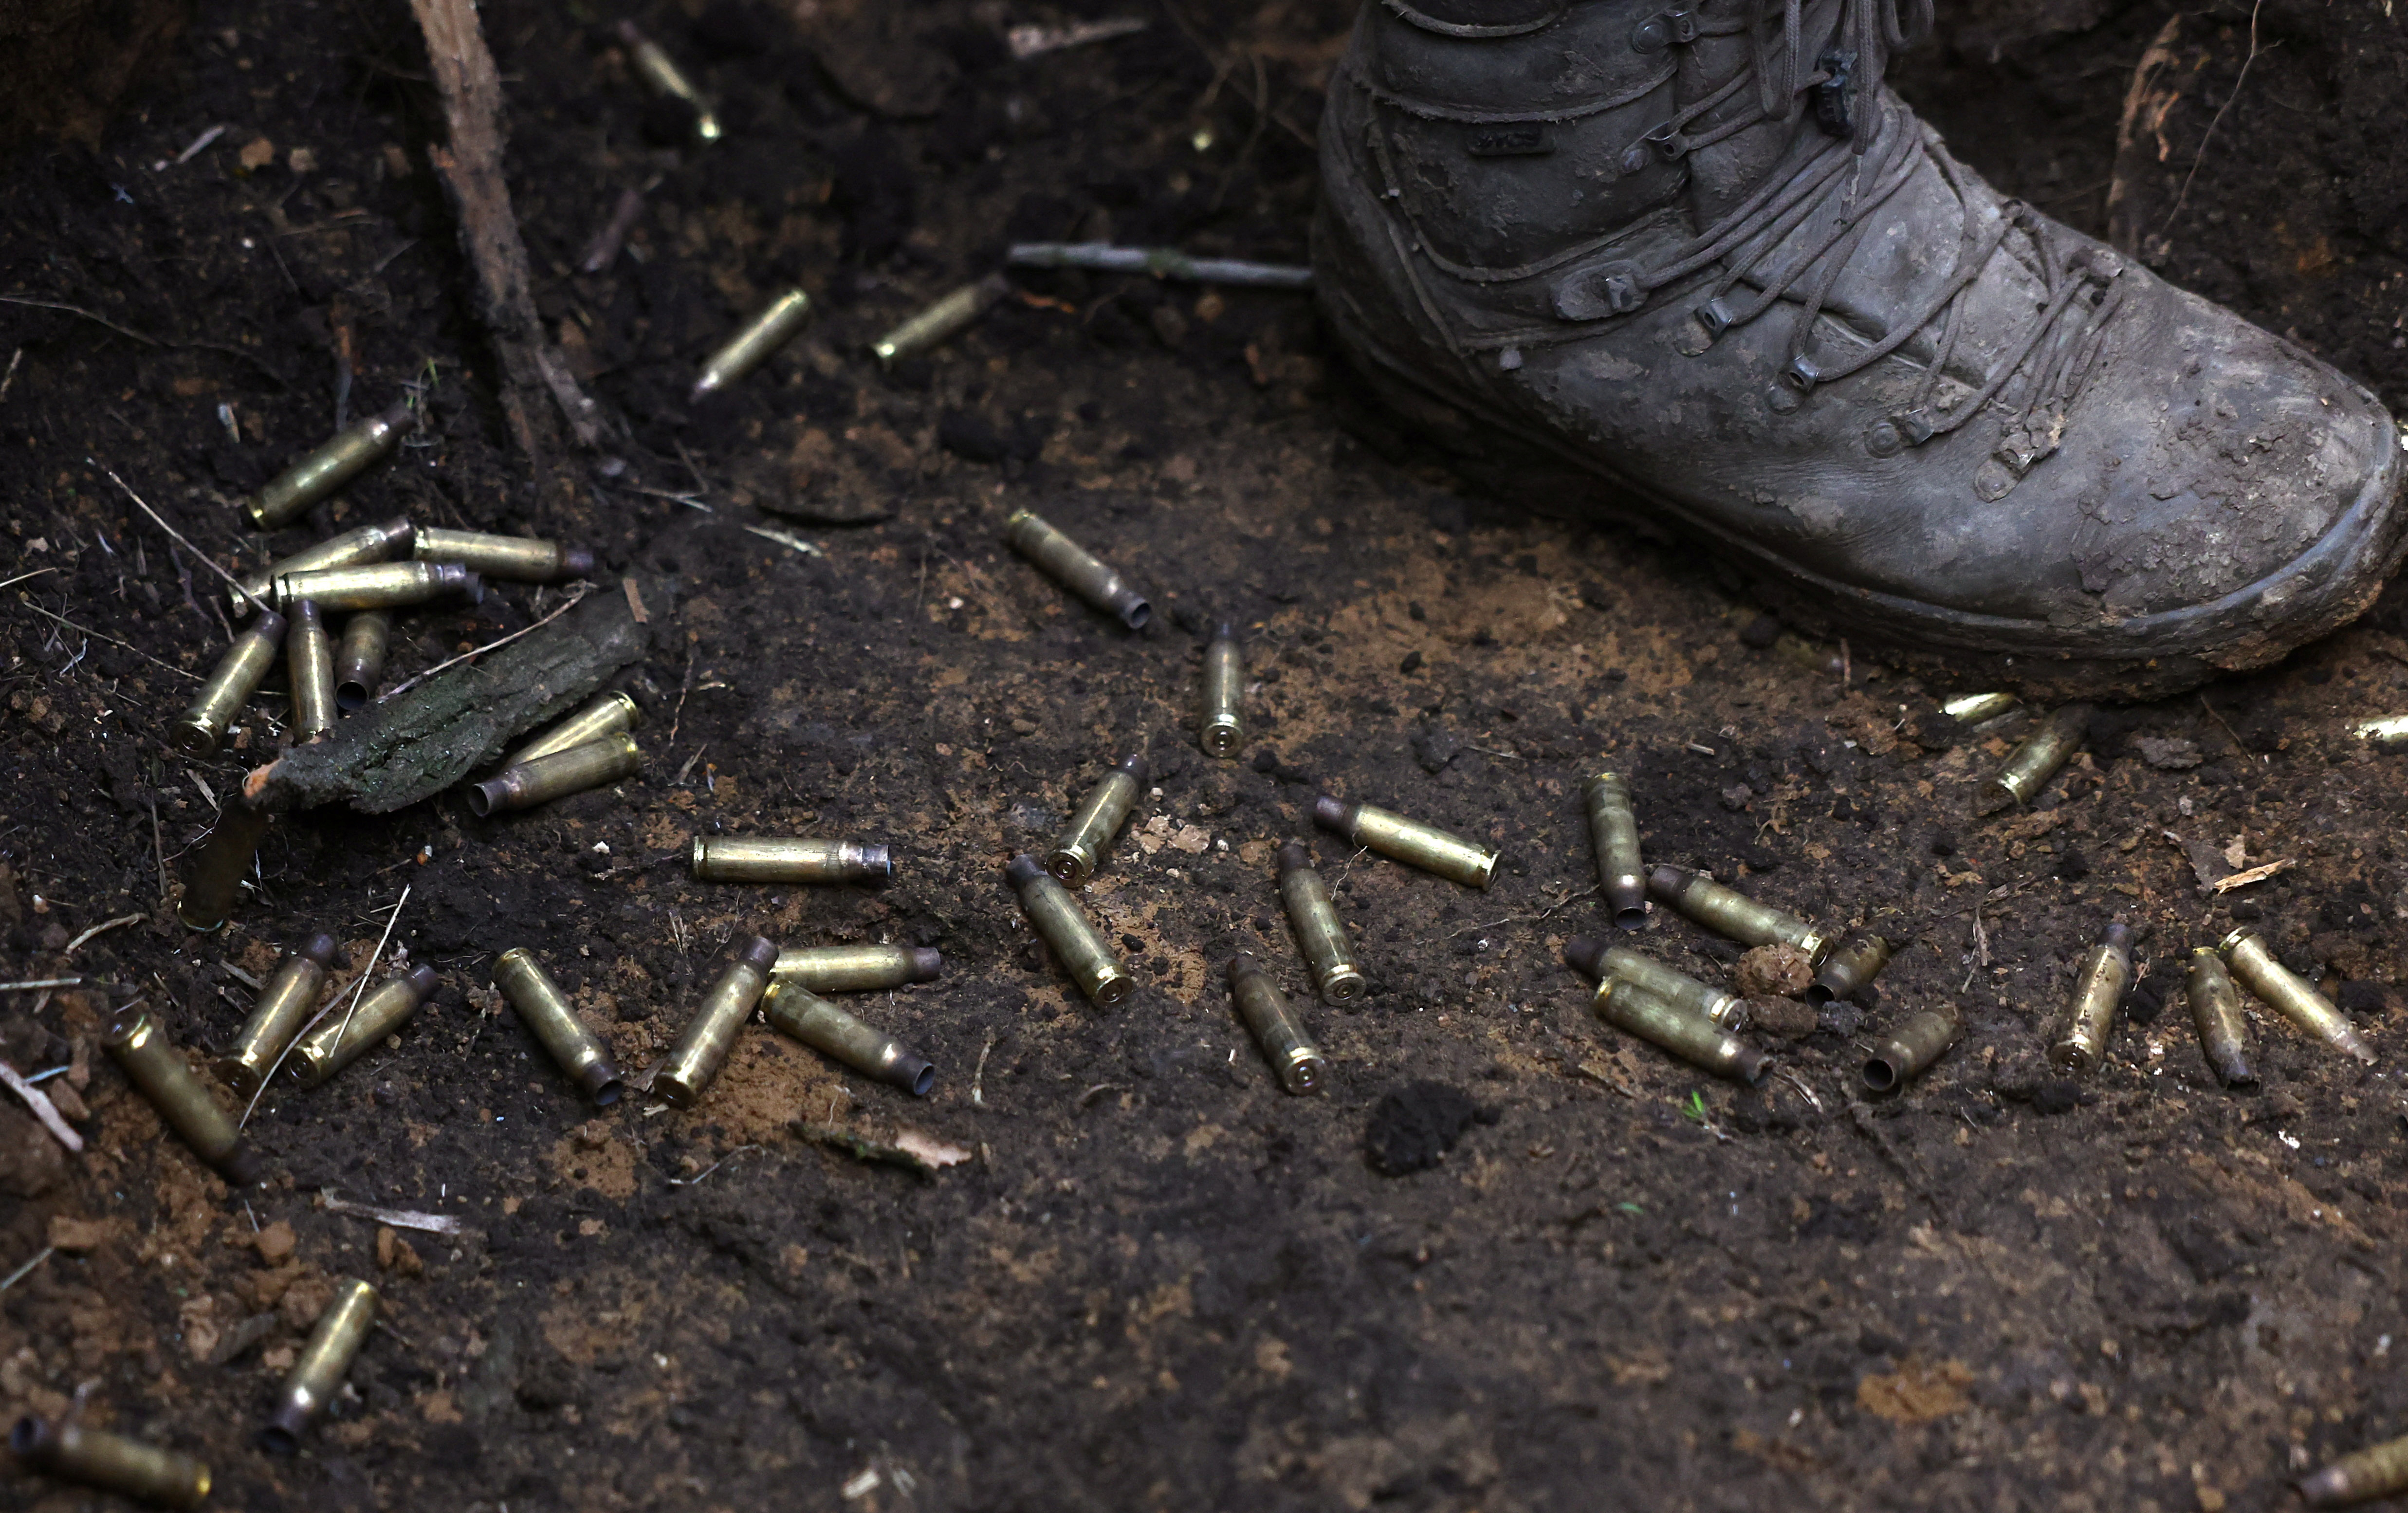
0, 295, 161, 347
62, 914, 144, 957
99, 467, 269, 615
10, 598, 202, 682
0, 1060, 85, 1153
239, 886, 410, 1127
375, 585, 589, 701
2160, 0, 2265, 236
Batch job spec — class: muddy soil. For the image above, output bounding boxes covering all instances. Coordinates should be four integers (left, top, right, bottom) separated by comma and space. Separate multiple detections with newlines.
4, 1, 2408, 1509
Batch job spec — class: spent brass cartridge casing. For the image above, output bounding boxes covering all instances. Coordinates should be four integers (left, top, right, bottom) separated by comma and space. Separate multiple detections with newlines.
690, 836, 894, 885
2049, 923, 2132, 1074
174, 609, 287, 757
332, 610, 390, 711
2185, 947, 2257, 1087
1592, 978, 1767, 1085
493, 948, 624, 1106
103, 1004, 261, 1186
1807, 932, 1893, 1008
1047, 752, 1147, 886
1563, 937, 1747, 1033
219, 932, 338, 1097
288, 600, 336, 741
1940, 691, 2019, 726
1004, 509, 1151, 629
2221, 926, 2374, 1064
272, 560, 482, 613
1976, 702, 2092, 814
1313, 795, 1498, 890
1646, 865, 1830, 960
1581, 771, 1647, 928
617, 19, 722, 144
1199, 623, 1244, 758
1006, 854, 1134, 1006
233, 515, 414, 615
772, 944, 944, 994
1276, 841, 1365, 1004
412, 527, 594, 582
1861, 1008, 1962, 1093
692, 288, 810, 401
653, 936, 780, 1107
291, 965, 438, 1088
873, 274, 1011, 368
761, 980, 935, 1096
503, 689, 640, 768
9, 1415, 210, 1509
2351, 714, 2408, 749
261, 1279, 378, 1454
2301, 1432, 2408, 1507
244, 405, 417, 530
1226, 955, 1327, 1094
466, 732, 642, 818
176, 799, 275, 932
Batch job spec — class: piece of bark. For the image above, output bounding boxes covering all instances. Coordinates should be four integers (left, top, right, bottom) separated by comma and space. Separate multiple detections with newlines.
244, 586, 649, 814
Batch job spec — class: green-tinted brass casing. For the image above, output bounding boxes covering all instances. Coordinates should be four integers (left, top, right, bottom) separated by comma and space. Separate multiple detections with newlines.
2302, 1432, 2408, 1507
503, 690, 639, 768
291, 966, 437, 1088
1807, 932, 1893, 1008
1007, 855, 1133, 1006
1941, 691, 2019, 726
412, 527, 593, 582
772, 945, 943, 995
332, 610, 390, 711
2221, 926, 2373, 1064
690, 836, 892, 885
1647, 865, 1829, 961
1976, 703, 2091, 814
1276, 841, 1364, 1004
1591, 978, 1766, 1084
103, 1004, 261, 1186
653, 937, 780, 1107
1199, 624, 1244, 758
1046, 753, 1145, 886
692, 289, 810, 400
872, 276, 1009, 368
1005, 509, 1150, 628
2185, 947, 2257, 1087
2049, 923, 2132, 1073
494, 948, 623, 1106
260, 1279, 378, 1454
273, 561, 480, 613
175, 609, 286, 757
618, 20, 722, 144
243, 406, 415, 530
287, 600, 336, 741
233, 516, 413, 615
761, 981, 934, 1096
8, 1415, 210, 1508
1581, 771, 1648, 928
1862, 1008, 1962, 1093
176, 799, 275, 933
1564, 938, 1747, 1033
1314, 795, 1497, 889
1226, 956, 1326, 1094
218, 932, 338, 1096
467, 733, 641, 818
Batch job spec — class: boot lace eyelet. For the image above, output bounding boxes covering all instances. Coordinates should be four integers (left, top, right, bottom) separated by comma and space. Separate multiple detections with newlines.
1629, 8, 1699, 53
1865, 420, 1903, 458
1694, 297, 1736, 340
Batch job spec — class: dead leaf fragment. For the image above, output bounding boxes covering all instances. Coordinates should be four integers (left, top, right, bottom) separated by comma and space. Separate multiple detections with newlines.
238, 136, 276, 170
1857, 1357, 1975, 1423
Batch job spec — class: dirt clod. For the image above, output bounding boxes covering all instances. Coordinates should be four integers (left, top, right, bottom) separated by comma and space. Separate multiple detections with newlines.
1735, 942, 1815, 997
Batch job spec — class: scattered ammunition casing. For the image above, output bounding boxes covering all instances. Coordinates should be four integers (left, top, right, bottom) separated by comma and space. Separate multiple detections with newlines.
1047, 752, 1147, 886
2301, 1431, 2408, 1507
1563, 937, 1748, 1033
173, 609, 287, 757
332, 610, 391, 711
8, 1414, 210, 1509
1592, 978, 1767, 1085
1807, 932, 1893, 1008
2351, 714, 2408, 749
232, 515, 414, 615
1313, 795, 1498, 890
1198, 623, 1244, 758
1006, 854, 1134, 1006
873, 274, 1010, 368
493, 948, 623, 1106
773, 944, 944, 994
412, 527, 594, 582
1940, 691, 2019, 726
1581, 771, 1647, 929
103, 1003, 261, 1186
653, 936, 780, 1107
273, 560, 482, 613
2221, 926, 2374, 1064
761, 980, 934, 1096
1861, 1008, 1962, 1093
1004, 508, 1151, 629
260, 1279, 378, 1455
176, 799, 275, 932
244, 405, 417, 530
691, 288, 810, 401
690, 836, 893, 885
465, 732, 642, 818
1005, 242, 1313, 289
1976, 702, 2091, 814
1276, 841, 1365, 1005
218, 932, 338, 1097
503, 689, 640, 768
290, 965, 439, 1088
287, 600, 336, 741
2048, 923, 2132, 1074
2185, 947, 2257, 1088
1646, 864, 1830, 961
1226, 956, 1327, 1094
617, 19, 721, 145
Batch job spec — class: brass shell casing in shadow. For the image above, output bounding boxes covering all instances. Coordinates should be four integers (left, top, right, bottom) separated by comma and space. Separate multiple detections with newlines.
233, 516, 414, 615
617, 20, 722, 144
493, 948, 623, 1106
773, 944, 942, 994
8, 1415, 210, 1508
174, 609, 287, 757
1581, 771, 1648, 929
1007, 855, 1133, 1006
1646, 865, 1830, 961
412, 527, 593, 582
1046, 753, 1146, 886
1862, 1008, 1962, 1093
1941, 691, 2019, 726
260, 1279, 378, 1454
291, 966, 438, 1088
872, 275, 1010, 368
243, 406, 416, 530
503, 690, 640, 768
2221, 926, 2373, 1064
1564, 938, 1747, 1033
332, 610, 390, 711
2185, 947, 2257, 1088
2049, 923, 2132, 1074
1591, 978, 1767, 1085
176, 799, 276, 933
287, 600, 336, 741
1199, 624, 1244, 758
219, 932, 338, 1096
761, 981, 935, 1096
692, 288, 809, 400
273, 560, 482, 613
1276, 841, 1364, 1004
1807, 932, 1893, 1008
1976, 703, 2091, 814
103, 1004, 261, 1186
1226, 956, 1326, 1095
2301, 1432, 2408, 1508
1314, 795, 1496, 890
653, 937, 780, 1107
466, 733, 641, 818
1005, 509, 1150, 629
690, 836, 893, 885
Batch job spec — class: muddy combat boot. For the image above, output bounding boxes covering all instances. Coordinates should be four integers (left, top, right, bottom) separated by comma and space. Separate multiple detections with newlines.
1313, 0, 2407, 697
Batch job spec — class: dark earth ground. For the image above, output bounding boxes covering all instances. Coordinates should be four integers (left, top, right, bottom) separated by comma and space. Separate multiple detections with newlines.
5, 0, 2408, 1509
